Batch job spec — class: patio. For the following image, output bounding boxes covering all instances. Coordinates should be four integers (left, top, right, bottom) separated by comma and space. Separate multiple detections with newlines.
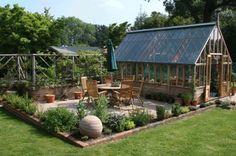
36, 94, 236, 118
36, 98, 173, 118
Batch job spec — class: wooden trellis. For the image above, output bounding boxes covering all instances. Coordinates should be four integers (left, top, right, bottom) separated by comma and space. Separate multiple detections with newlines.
0, 54, 80, 88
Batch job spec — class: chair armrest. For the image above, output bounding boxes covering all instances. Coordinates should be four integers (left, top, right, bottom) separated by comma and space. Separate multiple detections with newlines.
98, 90, 107, 95
113, 90, 120, 95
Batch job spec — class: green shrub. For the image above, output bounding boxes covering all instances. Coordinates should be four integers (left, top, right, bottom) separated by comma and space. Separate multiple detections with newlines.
220, 101, 231, 109
165, 110, 172, 118
92, 96, 108, 123
215, 99, 222, 105
80, 135, 89, 141
24, 103, 37, 115
166, 95, 175, 104
180, 106, 190, 114
156, 105, 165, 121
3, 94, 37, 115
103, 126, 112, 134
200, 103, 210, 108
189, 106, 198, 111
106, 114, 126, 132
76, 100, 86, 121
159, 93, 168, 102
124, 120, 135, 130
41, 107, 77, 132
172, 103, 181, 116
182, 93, 192, 106
129, 109, 152, 126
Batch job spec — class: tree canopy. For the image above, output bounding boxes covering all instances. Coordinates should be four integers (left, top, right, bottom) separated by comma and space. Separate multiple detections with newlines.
108, 22, 131, 47
0, 4, 59, 53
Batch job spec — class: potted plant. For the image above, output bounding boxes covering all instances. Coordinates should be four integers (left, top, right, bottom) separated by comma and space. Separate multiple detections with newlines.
182, 93, 192, 106
74, 91, 83, 99
191, 99, 198, 106
45, 94, 55, 103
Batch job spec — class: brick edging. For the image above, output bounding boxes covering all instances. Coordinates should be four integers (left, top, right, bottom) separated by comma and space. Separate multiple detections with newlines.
2, 102, 216, 148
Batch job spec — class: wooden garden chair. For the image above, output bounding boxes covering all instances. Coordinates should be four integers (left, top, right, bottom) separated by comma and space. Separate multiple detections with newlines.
132, 81, 144, 106
86, 79, 107, 103
104, 75, 113, 86
113, 80, 134, 109
122, 75, 135, 81
81, 76, 88, 100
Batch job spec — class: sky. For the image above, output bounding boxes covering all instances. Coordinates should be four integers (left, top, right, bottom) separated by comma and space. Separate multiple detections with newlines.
0, 0, 166, 25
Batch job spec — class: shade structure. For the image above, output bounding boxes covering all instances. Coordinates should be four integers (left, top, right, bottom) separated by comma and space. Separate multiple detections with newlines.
107, 39, 118, 72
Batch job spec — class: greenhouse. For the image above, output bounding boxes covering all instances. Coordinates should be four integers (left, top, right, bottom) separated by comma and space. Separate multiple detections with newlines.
115, 22, 232, 103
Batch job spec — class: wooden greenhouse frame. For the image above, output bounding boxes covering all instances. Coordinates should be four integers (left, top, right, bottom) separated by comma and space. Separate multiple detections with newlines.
115, 22, 232, 103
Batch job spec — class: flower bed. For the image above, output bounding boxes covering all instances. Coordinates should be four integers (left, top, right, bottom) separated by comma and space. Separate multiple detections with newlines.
1, 97, 220, 148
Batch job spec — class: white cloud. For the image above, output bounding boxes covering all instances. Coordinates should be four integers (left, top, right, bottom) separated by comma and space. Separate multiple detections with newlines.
99, 0, 125, 10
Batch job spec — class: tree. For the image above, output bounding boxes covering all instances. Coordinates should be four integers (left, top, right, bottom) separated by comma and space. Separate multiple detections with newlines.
94, 25, 109, 48
55, 17, 96, 46
132, 11, 193, 30
162, 0, 236, 22
132, 12, 148, 30
108, 22, 131, 47
220, 9, 236, 61
0, 4, 59, 53
142, 11, 169, 28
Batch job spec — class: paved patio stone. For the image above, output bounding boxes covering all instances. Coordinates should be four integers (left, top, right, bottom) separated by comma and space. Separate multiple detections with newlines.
36, 95, 236, 118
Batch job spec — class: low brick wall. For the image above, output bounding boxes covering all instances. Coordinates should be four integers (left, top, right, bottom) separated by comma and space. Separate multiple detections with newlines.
2, 101, 216, 148
30, 86, 82, 102
141, 82, 191, 97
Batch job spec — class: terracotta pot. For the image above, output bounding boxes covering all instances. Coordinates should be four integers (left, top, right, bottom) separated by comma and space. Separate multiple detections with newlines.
74, 91, 83, 99
45, 94, 55, 103
79, 115, 103, 138
191, 100, 198, 106
232, 87, 236, 95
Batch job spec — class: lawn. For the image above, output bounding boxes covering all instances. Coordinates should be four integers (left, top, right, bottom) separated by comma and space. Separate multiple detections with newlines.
0, 107, 235, 156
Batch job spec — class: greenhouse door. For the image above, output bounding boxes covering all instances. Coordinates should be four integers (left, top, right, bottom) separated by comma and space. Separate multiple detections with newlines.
218, 55, 229, 97
204, 55, 211, 101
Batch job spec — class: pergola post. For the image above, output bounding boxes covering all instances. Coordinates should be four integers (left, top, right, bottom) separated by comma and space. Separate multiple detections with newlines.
32, 55, 36, 89
16, 55, 20, 80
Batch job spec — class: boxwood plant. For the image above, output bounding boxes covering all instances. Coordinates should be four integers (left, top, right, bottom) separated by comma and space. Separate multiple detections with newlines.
3, 94, 37, 115
41, 107, 77, 132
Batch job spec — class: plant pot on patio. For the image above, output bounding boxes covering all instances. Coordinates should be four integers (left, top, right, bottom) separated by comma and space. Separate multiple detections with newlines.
45, 94, 55, 103
74, 91, 83, 99
231, 87, 236, 95
191, 100, 198, 106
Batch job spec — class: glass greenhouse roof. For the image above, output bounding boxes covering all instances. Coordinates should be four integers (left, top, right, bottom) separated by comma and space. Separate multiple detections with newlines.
115, 22, 216, 64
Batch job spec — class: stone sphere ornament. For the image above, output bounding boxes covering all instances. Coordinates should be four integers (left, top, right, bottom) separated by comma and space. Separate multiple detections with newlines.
79, 115, 103, 138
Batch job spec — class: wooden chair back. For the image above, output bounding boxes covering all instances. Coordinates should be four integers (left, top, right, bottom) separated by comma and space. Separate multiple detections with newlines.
104, 75, 113, 85
86, 79, 99, 98
132, 81, 143, 97
119, 80, 133, 98
122, 75, 134, 81
81, 76, 88, 91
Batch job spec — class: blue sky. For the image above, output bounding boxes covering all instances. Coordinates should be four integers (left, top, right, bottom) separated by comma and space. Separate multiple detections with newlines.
0, 0, 166, 25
